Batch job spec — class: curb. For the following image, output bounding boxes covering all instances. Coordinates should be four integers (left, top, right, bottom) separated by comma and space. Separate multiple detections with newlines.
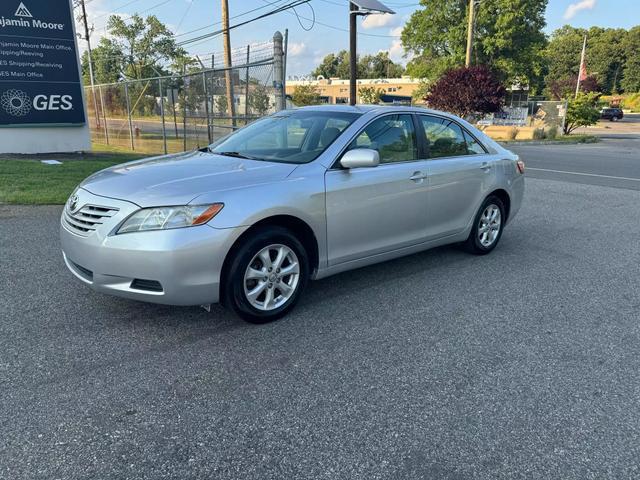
499, 138, 601, 146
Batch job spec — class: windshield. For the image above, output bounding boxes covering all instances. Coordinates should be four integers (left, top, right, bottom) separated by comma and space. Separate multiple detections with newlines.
209, 110, 360, 164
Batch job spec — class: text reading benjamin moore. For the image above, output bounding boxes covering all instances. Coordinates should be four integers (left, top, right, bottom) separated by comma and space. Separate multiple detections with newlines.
0, 0, 85, 126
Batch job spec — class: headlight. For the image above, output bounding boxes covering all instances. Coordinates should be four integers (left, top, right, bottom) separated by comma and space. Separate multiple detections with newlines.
117, 204, 224, 234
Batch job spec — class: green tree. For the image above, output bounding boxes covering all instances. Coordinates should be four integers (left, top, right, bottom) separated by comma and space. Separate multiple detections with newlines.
358, 86, 384, 104
81, 37, 123, 84
411, 80, 431, 103
215, 95, 228, 116
402, 0, 547, 88
291, 84, 322, 106
107, 14, 185, 80
564, 92, 601, 134
545, 26, 627, 95
359, 52, 405, 78
248, 84, 272, 115
311, 50, 404, 79
311, 51, 351, 79
622, 26, 640, 92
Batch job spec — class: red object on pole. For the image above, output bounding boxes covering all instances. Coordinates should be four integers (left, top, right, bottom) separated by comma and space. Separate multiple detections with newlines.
575, 35, 587, 98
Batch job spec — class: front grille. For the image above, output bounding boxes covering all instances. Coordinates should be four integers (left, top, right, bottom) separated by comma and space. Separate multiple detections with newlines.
130, 279, 163, 292
63, 204, 119, 236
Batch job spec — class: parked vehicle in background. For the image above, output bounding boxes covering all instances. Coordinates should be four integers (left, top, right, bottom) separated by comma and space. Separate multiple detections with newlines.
601, 107, 624, 121
60, 106, 525, 323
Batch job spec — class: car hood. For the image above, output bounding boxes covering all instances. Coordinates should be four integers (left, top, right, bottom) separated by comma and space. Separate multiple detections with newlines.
80, 150, 298, 207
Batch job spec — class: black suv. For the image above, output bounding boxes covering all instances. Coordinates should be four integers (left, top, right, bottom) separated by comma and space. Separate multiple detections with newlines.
601, 107, 624, 121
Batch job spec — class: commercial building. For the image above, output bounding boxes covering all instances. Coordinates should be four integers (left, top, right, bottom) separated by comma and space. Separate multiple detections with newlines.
286, 77, 421, 105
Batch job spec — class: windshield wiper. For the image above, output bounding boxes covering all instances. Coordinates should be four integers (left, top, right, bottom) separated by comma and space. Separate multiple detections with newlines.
214, 151, 258, 160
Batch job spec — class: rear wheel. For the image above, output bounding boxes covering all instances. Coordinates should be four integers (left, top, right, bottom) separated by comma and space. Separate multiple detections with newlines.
223, 226, 309, 323
611, 116, 619, 122
464, 195, 506, 255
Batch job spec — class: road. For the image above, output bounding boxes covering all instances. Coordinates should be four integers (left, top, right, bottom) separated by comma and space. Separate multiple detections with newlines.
510, 136, 640, 190
2, 138, 640, 479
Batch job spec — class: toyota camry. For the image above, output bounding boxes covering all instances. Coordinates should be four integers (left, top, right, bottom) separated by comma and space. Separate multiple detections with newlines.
60, 105, 525, 323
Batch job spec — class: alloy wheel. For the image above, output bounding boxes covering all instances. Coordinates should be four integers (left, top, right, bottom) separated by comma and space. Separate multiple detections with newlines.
243, 244, 300, 311
477, 204, 502, 248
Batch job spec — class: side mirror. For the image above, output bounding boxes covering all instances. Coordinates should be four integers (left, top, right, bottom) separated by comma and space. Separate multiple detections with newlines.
340, 148, 380, 169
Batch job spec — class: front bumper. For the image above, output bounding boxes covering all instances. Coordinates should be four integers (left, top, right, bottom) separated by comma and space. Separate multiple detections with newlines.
60, 189, 247, 306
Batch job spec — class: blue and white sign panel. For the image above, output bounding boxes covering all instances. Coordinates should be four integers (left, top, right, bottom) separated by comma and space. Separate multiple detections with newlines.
0, 0, 86, 126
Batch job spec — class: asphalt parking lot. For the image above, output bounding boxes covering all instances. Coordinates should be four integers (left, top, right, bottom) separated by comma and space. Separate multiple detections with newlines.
2, 139, 640, 479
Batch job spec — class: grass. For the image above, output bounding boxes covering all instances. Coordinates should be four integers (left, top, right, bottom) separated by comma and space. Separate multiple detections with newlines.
0, 144, 147, 205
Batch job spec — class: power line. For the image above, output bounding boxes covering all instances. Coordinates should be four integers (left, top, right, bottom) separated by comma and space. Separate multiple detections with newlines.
93, 0, 173, 30
176, 0, 311, 46
176, 0, 197, 32
173, 0, 289, 38
92, 0, 145, 20
261, 0, 400, 38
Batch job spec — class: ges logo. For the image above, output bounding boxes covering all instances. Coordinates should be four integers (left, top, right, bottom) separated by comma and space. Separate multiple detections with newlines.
1, 89, 73, 117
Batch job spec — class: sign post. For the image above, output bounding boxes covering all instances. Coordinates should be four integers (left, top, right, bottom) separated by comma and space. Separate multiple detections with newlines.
0, 0, 90, 152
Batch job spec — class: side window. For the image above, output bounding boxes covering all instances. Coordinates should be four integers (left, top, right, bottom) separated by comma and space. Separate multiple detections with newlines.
463, 130, 487, 155
348, 114, 417, 164
420, 116, 469, 158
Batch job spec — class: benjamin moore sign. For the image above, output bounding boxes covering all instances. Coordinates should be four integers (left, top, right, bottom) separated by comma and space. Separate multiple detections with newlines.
0, 0, 85, 126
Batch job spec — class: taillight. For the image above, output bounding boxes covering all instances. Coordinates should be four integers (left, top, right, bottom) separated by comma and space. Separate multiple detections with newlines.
516, 160, 525, 174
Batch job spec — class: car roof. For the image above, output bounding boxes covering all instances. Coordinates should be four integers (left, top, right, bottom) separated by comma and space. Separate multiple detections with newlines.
292, 104, 460, 119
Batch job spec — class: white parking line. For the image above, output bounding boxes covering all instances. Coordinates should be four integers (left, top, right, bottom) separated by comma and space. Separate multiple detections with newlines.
527, 167, 640, 182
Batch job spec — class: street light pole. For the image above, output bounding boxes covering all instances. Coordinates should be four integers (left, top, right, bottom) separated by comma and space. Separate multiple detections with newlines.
348, 0, 395, 106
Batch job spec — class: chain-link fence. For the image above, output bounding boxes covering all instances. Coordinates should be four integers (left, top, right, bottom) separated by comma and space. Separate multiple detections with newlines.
85, 36, 286, 154
477, 101, 568, 130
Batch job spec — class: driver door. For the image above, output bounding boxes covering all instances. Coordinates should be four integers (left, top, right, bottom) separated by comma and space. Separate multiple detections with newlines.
324, 114, 430, 266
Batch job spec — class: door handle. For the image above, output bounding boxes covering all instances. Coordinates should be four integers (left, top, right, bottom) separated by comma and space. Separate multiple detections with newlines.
410, 171, 427, 182
480, 162, 492, 171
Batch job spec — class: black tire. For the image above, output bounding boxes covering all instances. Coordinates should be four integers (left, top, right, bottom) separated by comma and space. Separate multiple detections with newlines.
464, 195, 506, 255
222, 226, 309, 323
611, 116, 619, 122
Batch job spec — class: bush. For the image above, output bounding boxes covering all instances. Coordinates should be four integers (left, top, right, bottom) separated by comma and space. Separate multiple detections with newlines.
533, 128, 545, 140
425, 65, 506, 118
507, 127, 519, 140
358, 86, 385, 104
564, 92, 601, 135
546, 126, 558, 139
291, 84, 322, 106
621, 93, 640, 111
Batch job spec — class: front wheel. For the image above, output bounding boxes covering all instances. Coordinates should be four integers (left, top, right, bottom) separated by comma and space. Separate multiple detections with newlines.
464, 196, 506, 255
611, 116, 619, 122
223, 226, 309, 323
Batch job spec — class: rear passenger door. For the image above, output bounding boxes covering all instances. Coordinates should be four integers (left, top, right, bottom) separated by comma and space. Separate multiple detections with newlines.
418, 115, 490, 239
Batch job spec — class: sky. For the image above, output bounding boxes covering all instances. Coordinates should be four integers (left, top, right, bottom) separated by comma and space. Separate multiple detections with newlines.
79, 0, 640, 77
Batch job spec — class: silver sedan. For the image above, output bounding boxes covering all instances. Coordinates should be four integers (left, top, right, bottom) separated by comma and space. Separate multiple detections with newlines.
60, 105, 525, 322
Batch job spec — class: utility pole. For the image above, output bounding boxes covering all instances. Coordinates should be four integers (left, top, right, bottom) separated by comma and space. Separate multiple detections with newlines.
349, 2, 358, 105
76, 0, 99, 127
77, 0, 95, 88
465, 0, 476, 67
221, 0, 236, 127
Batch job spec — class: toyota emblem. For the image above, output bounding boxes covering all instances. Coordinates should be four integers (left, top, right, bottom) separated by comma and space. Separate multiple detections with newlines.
69, 194, 79, 212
